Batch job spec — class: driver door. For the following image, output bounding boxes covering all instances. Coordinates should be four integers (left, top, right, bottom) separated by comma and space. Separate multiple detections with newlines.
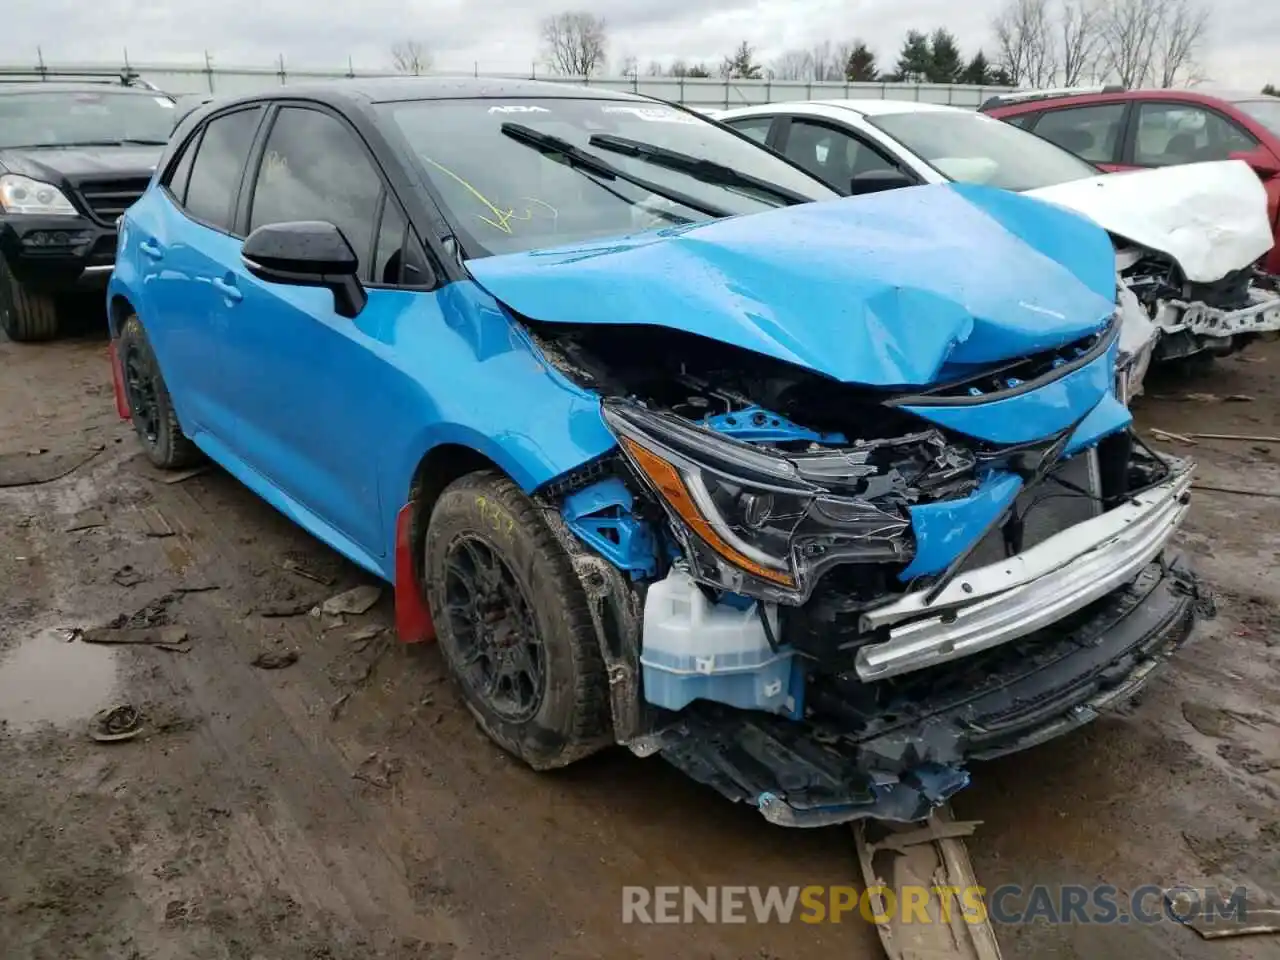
218, 104, 405, 557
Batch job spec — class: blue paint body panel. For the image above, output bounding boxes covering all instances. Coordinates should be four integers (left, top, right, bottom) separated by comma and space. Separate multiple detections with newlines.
902, 335, 1125, 445
902, 471, 1023, 579
466, 183, 1119, 387
110, 190, 617, 584
110, 175, 1125, 598
562, 478, 658, 578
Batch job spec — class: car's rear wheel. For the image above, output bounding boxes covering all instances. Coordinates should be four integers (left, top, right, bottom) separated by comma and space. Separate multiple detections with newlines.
424, 471, 610, 770
118, 314, 203, 470
0, 259, 59, 342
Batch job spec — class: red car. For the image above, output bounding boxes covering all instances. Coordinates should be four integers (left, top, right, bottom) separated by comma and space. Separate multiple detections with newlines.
981, 88, 1280, 274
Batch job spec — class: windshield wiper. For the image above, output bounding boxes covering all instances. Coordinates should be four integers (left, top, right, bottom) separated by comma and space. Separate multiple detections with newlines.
499, 123, 730, 219
587, 134, 813, 207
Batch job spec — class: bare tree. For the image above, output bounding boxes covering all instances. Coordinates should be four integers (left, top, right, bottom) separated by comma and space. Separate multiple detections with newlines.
645, 60, 666, 76
540, 12, 608, 76
390, 40, 431, 75
1058, 0, 1101, 85
1096, 0, 1163, 86
992, 0, 1058, 86
809, 40, 845, 81
620, 54, 638, 77
829, 42, 856, 81
771, 49, 814, 80
1154, 0, 1209, 87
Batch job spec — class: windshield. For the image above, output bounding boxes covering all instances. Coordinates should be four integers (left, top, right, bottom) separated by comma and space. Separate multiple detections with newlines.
1235, 98, 1280, 139
378, 97, 837, 257
869, 109, 1099, 192
0, 91, 175, 149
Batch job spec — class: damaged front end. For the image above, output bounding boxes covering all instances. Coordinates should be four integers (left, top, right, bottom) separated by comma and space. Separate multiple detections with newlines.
1028, 160, 1280, 377
1119, 246, 1280, 364
532, 319, 1208, 827
463, 185, 1210, 826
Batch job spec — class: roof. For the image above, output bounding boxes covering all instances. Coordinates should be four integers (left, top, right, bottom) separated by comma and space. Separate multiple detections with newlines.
813, 99, 966, 116
207, 76, 650, 106
0, 81, 161, 96
717, 99, 966, 120
984, 86, 1270, 113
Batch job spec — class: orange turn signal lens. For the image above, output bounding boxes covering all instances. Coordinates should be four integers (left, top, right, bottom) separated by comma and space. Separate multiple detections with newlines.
621, 437, 796, 587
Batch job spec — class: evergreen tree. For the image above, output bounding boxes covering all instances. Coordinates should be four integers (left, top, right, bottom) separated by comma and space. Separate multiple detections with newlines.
927, 29, 963, 83
844, 41, 879, 81
720, 41, 763, 80
890, 30, 932, 82
960, 51, 993, 84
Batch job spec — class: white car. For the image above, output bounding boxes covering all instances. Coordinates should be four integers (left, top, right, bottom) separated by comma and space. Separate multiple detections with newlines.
714, 100, 1280, 392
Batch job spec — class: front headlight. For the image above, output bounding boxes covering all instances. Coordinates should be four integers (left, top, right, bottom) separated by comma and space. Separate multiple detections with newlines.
602, 400, 936, 603
0, 174, 78, 216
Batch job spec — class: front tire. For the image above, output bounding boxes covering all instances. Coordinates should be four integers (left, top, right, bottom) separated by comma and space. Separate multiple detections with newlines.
0, 259, 59, 342
117, 314, 203, 470
424, 471, 610, 770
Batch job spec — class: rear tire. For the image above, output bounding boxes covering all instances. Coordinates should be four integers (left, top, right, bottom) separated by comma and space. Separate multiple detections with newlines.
0, 259, 59, 342
118, 314, 203, 470
425, 471, 611, 770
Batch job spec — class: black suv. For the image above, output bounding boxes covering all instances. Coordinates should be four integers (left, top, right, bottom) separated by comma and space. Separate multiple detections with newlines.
0, 74, 175, 341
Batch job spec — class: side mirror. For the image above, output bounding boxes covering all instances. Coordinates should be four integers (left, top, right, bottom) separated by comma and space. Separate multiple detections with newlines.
1228, 150, 1280, 179
848, 169, 915, 196
241, 220, 368, 319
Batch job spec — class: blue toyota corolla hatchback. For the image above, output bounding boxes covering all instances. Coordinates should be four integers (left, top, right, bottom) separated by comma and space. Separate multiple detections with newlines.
108, 78, 1207, 826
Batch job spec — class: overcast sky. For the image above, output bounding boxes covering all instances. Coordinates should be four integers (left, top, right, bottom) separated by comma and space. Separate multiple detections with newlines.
1, 0, 1275, 90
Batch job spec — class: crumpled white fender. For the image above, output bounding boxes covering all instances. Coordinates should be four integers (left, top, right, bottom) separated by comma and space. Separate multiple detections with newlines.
1027, 160, 1274, 284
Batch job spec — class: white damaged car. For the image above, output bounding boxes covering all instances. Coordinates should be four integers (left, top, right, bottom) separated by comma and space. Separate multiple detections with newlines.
714, 100, 1280, 395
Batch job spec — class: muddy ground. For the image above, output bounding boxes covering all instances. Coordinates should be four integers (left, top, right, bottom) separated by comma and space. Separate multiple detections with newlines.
0, 319, 1278, 960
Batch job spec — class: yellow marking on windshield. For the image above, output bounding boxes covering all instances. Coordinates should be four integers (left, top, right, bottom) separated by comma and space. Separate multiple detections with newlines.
420, 156, 558, 234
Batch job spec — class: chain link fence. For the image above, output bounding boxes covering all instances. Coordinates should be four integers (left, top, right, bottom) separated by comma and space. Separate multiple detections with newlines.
0, 59, 1013, 110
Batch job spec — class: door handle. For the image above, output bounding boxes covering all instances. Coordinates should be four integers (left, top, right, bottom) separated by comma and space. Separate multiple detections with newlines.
139, 239, 164, 261
212, 277, 243, 304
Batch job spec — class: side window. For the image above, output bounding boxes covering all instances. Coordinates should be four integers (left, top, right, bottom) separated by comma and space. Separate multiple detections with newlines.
1134, 103, 1258, 166
249, 107, 383, 280
1032, 104, 1127, 163
783, 119, 901, 193
725, 116, 773, 145
162, 130, 201, 205
184, 108, 263, 232
1006, 112, 1040, 130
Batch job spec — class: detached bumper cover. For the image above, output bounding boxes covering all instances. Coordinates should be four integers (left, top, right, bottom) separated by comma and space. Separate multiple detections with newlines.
635, 552, 1207, 826
856, 459, 1193, 681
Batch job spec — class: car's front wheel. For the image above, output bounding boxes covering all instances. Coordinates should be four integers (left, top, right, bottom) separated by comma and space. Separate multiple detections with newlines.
424, 471, 611, 770
0, 259, 59, 342
117, 314, 203, 470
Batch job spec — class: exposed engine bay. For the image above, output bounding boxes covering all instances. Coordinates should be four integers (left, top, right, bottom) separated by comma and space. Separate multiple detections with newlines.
526, 315, 1205, 823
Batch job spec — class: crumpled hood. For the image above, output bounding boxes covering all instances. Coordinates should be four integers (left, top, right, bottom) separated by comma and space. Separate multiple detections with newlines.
1025, 160, 1274, 284
466, 182, 1118, 387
